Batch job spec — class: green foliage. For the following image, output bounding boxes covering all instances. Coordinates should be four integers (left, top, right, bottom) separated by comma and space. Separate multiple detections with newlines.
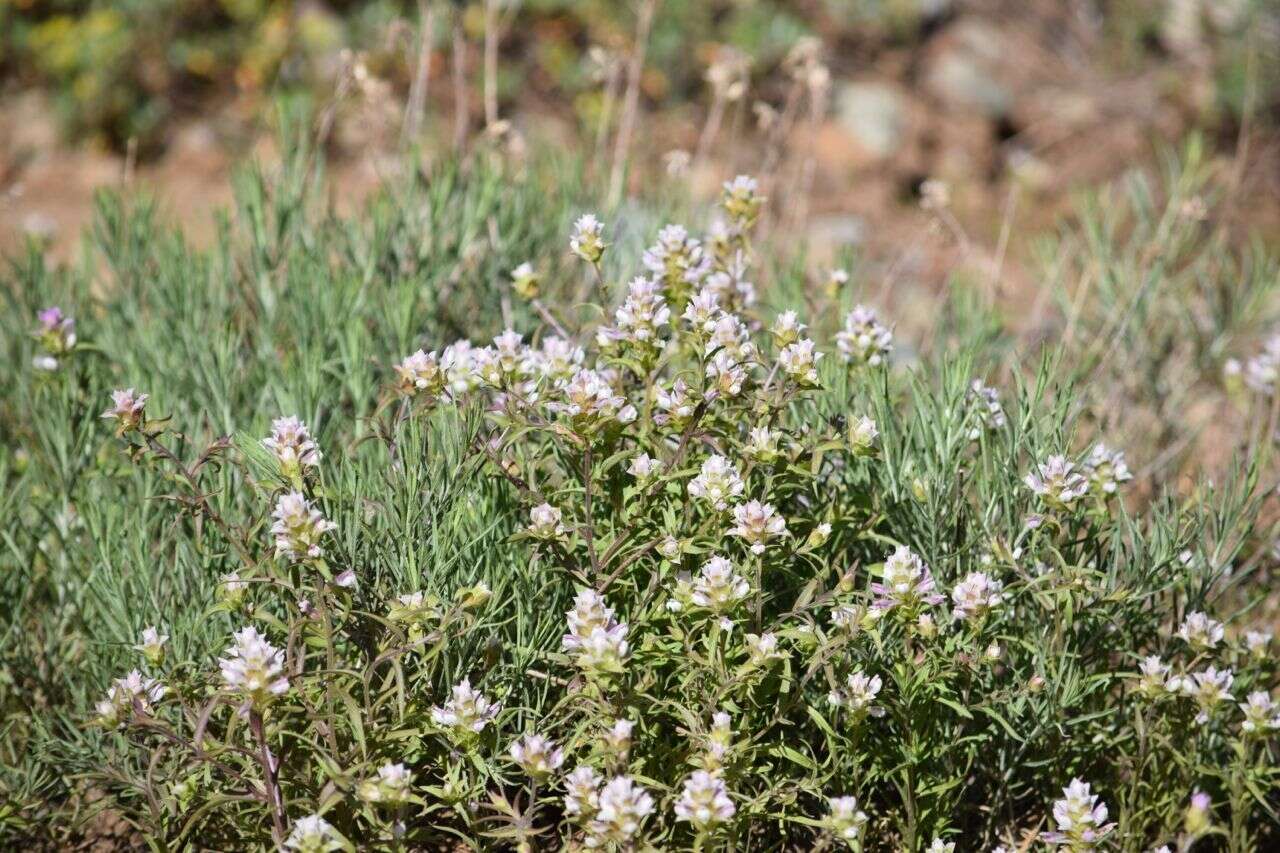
2, 147, 1279, 850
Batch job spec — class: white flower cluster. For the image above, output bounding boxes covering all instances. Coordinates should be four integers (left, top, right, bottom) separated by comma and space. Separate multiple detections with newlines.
827, 671, 885, 720
509, 734, 565, 779
1041, 778, 1116, 851
263, 415, 322, 480
95, 669, 166, 729
430, 678, 501, 737
565, 771, 655, 849
562, 589, 630, 676
688, 455, 744, 510
219, 626, 288, 707
835, 305, 892, 367
727, 499, 787, 554
271, 491, 337, 563
1024, 455, 1088, 508
873, 545, 944, 613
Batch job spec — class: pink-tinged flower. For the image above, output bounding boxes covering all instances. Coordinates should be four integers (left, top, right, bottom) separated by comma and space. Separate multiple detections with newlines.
967, 379, 1006, 435
527, 502, 568, 539
827, 671, 885, 720
825, 795, 868, 843
564, 765, 602, 819
509, 734, 565, 778
270, 491, 337, 562
394, 349, 445, 399
430, 678, 500, 737
1171, 666, 1234, 723
549, 368, 637, 430
570, 214, 607, 264
727, 500, 786, 554
654, 378, 699, 429
263, 416, 321, 480
872, 545, 944, 612
643, 224, 711, 291
1041, 778, 1116, 851
1184, 790, 1212, 836
628, 453, 659, 480
687, 555, 750, 614
777, 338, 823, 386
688, 455, 744, 511
683, 288, 721, 334
1177, 611, 1225, 650
674, 771, 735, 831
604, 718, 634, 758
357, 762, 413, 804
94, 669, 166, 729
770, 310, 805, 347
721, 175, 763, 228
705, 312, 755, 361
219, 626, 288, 707
1024, 455, 1088, 509
1083, 443, 1132, 495
101, 388, 148, 433
835, 305, 892, 367
1244, 334, 1280, 395
705, 350, 749, 399
587, 776, 654, 847
1239, 691, 1280, 735
562, 589, 630, 675
1134, 656, 1172, 699
950, 572, 1004, 622
33, 306, 76, 370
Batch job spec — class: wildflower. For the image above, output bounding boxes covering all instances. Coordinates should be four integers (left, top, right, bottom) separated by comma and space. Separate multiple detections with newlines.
835, 306, 893, 367
777, 338, 823, 387
563, 589, 630, 675
629, 453, 659, 481
727, 500, 787, 554
1135, 656, 1172, 699
394, 349, 445, 400
1024, 455, 1088, 509
262, 416, 321, 481
538, 336, 585, 385
565, 766, 602, 819
705, 711, 733, 769
688, 455, 744, 510
134, 626, 168, 666
825, 795, 868, 845
658, 535, 682, 560
771, 310, 805, 347
1184, 790, 1212, 836
705, 350, 749, 399
1244, 334, 1280, 395
509, 734, 565, 779
642, 224, 710, 292
674, 771, 735, 832
587, 776, 654, 847
219, 626, 288, 707
33, 306, 76, 370
604, 718, 634, 758
654, 378, 700, 429
270, 491, 337, 563
430, 678, 501, 737
1170, 667, 1234, 724
805, 521, 833, 549
570, 214, 607, 264
1239, 691, 1280, 735
219, 572, 248, 608
847, 415, 879, 456
94, 670, 165, 728
284, 814, 343, 853
743, 426, 781, 462
982, 641, 1003, 663
551, 368, 637, 430
1041, 778, 1116, 851
357, 762, 413, 805
1083, 443, 1132, 496
830, 604, 867, 634
683, 288, 722, 333
101, 388, 149, 434
745, 632, 784, 666
387, 591, 436, 625
456, 581, 491, 610
704, 252, 757, 310
706, 312, 755, 361
1177, 611, 1224, 650
927, 841, 956, 853
916, 612, 939, 639
614, 276, 671, 348
441, 340, 483, 397
967, 379, 1006, 436
873, 545, 944, 613
1245, 630, 1271, 659
527, 502, 568, 540
827, 671, 885, 719
950, 572, 1005, 623
721, 175, 763, 229
511, 262, 540, 299
686, 556, 750, 614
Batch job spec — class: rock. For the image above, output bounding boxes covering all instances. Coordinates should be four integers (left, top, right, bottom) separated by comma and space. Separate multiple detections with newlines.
924, 21, 1014, 118
835, 82, 908, 159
